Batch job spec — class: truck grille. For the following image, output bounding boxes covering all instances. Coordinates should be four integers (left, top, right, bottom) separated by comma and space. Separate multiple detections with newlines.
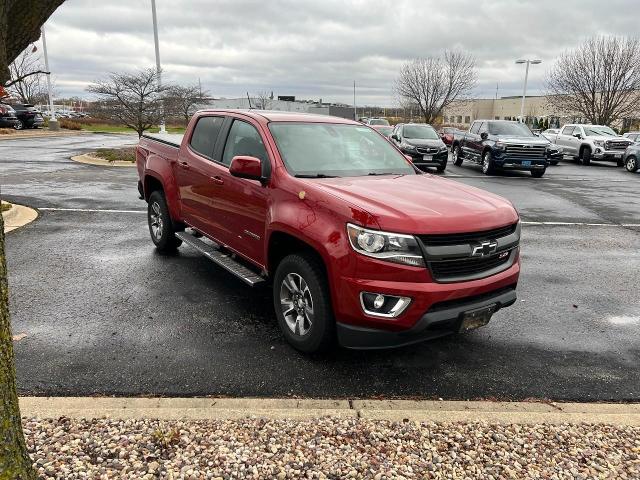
430, 253, 511, 281
605, 140, 631, 151
504, 144, 546, 158
419, 223, 517, 246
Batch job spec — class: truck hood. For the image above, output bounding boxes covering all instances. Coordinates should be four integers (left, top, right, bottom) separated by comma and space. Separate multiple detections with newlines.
308, 174, 518, 234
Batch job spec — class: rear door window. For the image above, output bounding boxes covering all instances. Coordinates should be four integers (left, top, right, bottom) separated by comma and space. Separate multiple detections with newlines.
561, 126, 575, 136
189, 116, 225, 159
470, 122, 481, 134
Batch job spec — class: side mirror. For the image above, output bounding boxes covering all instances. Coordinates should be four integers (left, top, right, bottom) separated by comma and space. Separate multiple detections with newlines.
229, 155, 263, 182
480, 132, 489, 140
391, 134, 399, 141
573, 133, 582, 139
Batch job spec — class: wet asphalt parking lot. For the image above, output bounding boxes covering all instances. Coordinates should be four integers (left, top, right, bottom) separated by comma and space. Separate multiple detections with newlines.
2, 133, 639, 401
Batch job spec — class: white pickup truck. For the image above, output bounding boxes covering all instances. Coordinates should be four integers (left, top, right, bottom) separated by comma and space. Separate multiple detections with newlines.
549, 124, 633, 166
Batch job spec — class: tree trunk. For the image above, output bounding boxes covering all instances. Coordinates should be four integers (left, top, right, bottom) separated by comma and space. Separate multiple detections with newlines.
0, 213, 36, 479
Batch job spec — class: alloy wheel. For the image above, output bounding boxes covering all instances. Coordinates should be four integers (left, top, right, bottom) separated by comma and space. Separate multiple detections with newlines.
627, 156, 637, 172
149, 201, 164, 241
280, 273, 314, 336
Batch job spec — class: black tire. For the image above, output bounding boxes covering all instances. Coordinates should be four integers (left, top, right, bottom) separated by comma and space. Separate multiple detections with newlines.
626, 155, 638, 172
550, 160, 559, 166
616, 157, 624, 167
481, 150, 495, 175
13, 119, 23, 130
436, 159, 447, 173
273, 253, 335, 353
531, 168, 546, 178
452, 145, 463, 166
147, 190, 182, 252
580, 147, 591, 166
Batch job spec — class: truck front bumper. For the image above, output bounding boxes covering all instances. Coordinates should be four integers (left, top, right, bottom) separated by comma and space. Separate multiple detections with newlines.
592, 149, 625, 161
495, 156, 548, 170
337, 286, 517, 349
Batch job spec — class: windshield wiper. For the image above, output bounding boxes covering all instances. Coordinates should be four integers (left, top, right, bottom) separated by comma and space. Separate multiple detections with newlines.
367, 172, 403, 176
294, 173, 338, 178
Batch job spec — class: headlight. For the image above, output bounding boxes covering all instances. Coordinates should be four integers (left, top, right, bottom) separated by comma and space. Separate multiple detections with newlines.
494, 141, 506, 150
438, 145, 448, 152
346, 223, 425, 267
593, 140, 605, 147
402, 143, 416, 151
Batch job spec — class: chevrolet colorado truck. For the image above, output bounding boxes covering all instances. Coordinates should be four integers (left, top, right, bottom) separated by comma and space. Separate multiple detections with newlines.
136, 110, 521, 352
451, 120, 553, 177
548, 124, 633, 166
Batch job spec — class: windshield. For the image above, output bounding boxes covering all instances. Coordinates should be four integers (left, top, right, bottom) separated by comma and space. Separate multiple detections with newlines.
488, 122, 534, 136
368, 119, 389, 126
583, 126, 617, 136
269, 122, 416, 177
403, 124, 439, 140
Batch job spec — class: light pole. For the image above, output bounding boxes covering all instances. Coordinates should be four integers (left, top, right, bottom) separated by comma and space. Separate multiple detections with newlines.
41, 26, 58, 131
515, 59, 541, 124
353, 81, 356, 121
151, 0, 166, 134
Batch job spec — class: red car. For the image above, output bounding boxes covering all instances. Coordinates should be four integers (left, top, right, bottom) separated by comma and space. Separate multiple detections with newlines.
439, 127, 461, 147
136, 110, 521, 352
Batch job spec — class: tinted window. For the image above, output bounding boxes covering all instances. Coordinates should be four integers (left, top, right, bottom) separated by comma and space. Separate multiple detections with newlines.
402, 124, 439, 140
470, 122, 481, 134
561, 126, 575, 136
583, 125, 616, 136
190, 116, 224, 159
222, 120, 268, 166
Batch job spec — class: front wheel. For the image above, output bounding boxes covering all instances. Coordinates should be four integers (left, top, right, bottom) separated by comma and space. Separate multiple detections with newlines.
531, 168, 546, 178
13, 120, 24, 130
580, 147, 591, 166
617, 157, 624, 167
452, 145, 463, 166
436, 160, 447, 173
481, 151, 495, 175
626, 155, 638, 172
147, 190, 182, 252
273, 253, 335, 353
550, 160, 559, 166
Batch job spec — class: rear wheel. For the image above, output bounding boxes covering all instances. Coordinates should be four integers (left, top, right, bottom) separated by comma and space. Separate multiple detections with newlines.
626, 155, 638, 172
580, 147, 591, 166
273, 253, 335, 353
13, 119, 23, 130
147, 190, 182, 252
481, 151, 495, 175
452, 145, 463, 166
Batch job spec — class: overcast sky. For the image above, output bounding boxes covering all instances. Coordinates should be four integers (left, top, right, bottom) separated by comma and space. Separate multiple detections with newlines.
41, 0, 638, 106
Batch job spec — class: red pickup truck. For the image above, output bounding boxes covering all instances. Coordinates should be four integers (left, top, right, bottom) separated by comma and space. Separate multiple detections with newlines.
136, 110, 521, 352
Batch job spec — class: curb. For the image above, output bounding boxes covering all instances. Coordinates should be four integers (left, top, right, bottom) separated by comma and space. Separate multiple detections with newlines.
18, 397, 640, 425
2, 203, 38, 233
0, 130, 89, 141
71, 153, 136, 167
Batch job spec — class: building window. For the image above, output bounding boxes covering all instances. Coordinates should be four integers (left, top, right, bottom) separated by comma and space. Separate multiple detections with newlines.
464, 116, 471, 124
456, 115, 462, 123
495, 116, 500, 120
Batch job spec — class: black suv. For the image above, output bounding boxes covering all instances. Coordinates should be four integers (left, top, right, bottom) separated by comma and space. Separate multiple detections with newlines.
10, 103, 44, 129
390, 123, 449, 172
0, 104, 19, 128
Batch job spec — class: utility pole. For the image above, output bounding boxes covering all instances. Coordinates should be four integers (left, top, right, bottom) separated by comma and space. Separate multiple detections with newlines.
353, 81, 356, 121
41, 26, 58, 131
516, 59, 541, 124
151, 0, 166, 133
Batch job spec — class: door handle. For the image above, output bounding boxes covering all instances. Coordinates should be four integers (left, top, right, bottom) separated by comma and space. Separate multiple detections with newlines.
178, 161, 190, 170
211, 175, 224, 185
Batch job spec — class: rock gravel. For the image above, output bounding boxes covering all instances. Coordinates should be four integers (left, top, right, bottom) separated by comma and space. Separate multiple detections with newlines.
23, 416, 639, 479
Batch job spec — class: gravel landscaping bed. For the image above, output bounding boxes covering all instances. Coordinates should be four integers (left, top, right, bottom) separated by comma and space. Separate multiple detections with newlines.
24, 416, 639, 479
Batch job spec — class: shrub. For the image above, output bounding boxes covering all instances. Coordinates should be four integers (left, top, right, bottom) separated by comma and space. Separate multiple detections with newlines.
59, 119, 82, 130
93, 147, 136, 163
0, 128, 14, 135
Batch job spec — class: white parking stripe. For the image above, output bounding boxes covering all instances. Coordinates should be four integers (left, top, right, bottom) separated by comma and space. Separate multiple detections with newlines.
38, 207, 146, 214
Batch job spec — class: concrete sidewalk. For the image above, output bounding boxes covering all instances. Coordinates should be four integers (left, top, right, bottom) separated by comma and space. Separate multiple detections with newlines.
20, 397, 640, 425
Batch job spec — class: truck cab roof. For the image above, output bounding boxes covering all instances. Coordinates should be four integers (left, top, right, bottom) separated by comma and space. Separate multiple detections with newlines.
193, 109, 358, 125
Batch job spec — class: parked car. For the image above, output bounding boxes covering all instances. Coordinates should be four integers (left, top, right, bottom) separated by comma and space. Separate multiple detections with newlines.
390, 123, 448, 172
622, 143, 639, 172
371, 124, 394, 138
542, 128, 559, 136
548, 124, 633, 166
622, 132, 640, 143
367, 118, 390, 126
538, 131, 564, 165
0, 104, 19, 128
439, 127, 463, 147
136, 110, 521, 353
10, 103, 44, 129
451, 120, 550, 177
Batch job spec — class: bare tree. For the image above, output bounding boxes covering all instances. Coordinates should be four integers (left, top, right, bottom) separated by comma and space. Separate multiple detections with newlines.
253, 90, 273, 110
1, 3, 66, 478
546, 36, 640, 125
8, 47, 49, 104
165, 84, 208, 126
87, 68, 169, 137
395, 51, 476, 124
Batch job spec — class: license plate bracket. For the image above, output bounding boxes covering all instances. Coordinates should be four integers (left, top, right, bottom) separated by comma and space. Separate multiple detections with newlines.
522, 160, 531, 167
423, 155, 432, 161
459, 304, 497, 333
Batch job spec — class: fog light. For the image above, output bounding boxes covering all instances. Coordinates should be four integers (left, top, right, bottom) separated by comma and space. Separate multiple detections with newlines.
373, 294, 385, 309
360, 292, 412, 318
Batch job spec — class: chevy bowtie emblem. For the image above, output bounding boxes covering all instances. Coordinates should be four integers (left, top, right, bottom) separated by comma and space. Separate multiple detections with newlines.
471, 240, 498, 257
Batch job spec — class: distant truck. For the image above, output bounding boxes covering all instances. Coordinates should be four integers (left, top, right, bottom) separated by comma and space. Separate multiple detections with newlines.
451, 120, 553, 177
547, 124, 633, 166
136, 110, 521, 353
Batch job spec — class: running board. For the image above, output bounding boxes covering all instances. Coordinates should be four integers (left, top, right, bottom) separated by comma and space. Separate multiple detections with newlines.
175, 232, 265, 286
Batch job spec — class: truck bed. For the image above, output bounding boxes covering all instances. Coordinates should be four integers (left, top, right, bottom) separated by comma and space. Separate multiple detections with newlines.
138, 133, 184, 163
142, 133, 184, 148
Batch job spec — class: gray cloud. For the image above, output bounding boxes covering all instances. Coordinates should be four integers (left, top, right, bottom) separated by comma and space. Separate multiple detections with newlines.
40, 0, 639, 105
